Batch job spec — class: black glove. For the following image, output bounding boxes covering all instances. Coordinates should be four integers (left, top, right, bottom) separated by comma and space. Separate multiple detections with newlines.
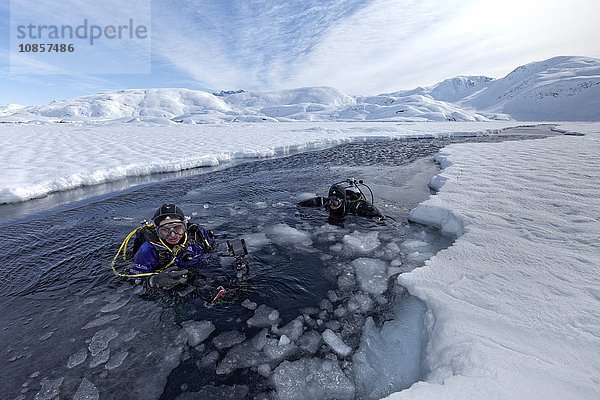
148, 267, 189, 290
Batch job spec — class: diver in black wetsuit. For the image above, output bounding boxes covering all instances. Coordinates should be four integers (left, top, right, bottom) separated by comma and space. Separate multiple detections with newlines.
298, 179, 384, 221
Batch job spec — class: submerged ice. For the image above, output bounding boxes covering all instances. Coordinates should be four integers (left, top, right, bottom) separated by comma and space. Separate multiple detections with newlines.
179, 222, 442, 400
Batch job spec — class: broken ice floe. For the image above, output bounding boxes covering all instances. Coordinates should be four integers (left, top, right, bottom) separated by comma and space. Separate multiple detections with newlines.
73, 378, 99, 400
272, 358, 355, 400
180, 320, 215, 347
247, 304, 281, 328
89, 326, 119, 356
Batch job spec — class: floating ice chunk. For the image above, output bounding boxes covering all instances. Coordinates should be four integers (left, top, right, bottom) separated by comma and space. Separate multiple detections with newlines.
279, 335, 291, 346
242, 232, 271, 250
251, 328, 269, 351
343, 231, 380, 254
89, 326, 119, 356
67, 348, 88, 368
353, 295, 428, 399
100, 298, 129, 313
82, 314, 120, 329
325, 320, 341, 331
247, 304, 281, 328
387, 266, 403, 277
329, 243, 343, 252
334, 306, 347, 318
272, 358, 355, 400
35, 378, 63, 400
199, 350, 220, 367
327, 290, 339, 303
337, 271, 356, 291
385, 241, 401, 253
352, 258, 388, 295
347, 298, 359, 313
241, 299, 258, 310
212, 330, 246, 350
89, 348, 110, 368
105, 350, 128, 370
319, 299, 334, 312
378, 241, 402, 261
217, 342, 266, 375
73, 378, 99, 400
263, 338, 298, 362
254, 201, 268, 209
277, 318, 304, 341
320, 253, 334, 261
266, 223, 312, 246
120, 328, 139, 342
322, 329, 352, 357
297, 330, 322, 355
351, 293, 374, 313
257, 363, 271, 377
391, 257, 403, 267
215, 329, 269, 375
181, 320, 215, 347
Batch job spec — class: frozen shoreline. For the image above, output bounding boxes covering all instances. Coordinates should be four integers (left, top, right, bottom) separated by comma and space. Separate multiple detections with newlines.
396, 122, 600, 400
0, 121, 538, 206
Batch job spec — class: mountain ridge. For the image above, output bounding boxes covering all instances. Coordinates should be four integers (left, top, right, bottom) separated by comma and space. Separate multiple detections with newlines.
1, 56, 598, 123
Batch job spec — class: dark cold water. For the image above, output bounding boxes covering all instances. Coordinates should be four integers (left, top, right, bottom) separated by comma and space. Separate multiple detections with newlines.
0, 127, 554, 400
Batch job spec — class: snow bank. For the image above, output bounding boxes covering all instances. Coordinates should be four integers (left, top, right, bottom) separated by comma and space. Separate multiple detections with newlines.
0, 121, 522, 203
394, 122, 600, 400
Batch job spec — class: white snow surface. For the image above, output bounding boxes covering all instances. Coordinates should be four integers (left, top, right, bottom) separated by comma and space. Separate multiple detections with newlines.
0, 121, 522, 204
396, 122, 600, 400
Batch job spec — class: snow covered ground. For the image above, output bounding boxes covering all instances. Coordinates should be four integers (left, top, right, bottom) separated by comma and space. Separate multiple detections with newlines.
1, 120, 599, 399
401, 122, 600, 400
0, 121, 523, 204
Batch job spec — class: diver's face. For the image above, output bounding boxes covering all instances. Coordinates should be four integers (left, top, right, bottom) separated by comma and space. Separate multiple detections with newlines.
158, 221, 186, 245
327, 196, 344, 216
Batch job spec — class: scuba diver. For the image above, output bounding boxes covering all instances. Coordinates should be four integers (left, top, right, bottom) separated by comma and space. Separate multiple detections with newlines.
298, 179, 384, 221
111, 203, 249, 301
129, 203, 216, 290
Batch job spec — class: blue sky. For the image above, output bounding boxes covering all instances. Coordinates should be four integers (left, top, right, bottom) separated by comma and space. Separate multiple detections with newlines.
1, 0, 599, 105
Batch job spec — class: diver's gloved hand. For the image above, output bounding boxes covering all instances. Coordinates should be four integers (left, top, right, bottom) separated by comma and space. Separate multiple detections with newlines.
148, 267, 189, 290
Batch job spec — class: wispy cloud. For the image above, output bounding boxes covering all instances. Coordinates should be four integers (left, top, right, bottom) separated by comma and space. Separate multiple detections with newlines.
150, 0, 370, 90
151, 0, 600, 94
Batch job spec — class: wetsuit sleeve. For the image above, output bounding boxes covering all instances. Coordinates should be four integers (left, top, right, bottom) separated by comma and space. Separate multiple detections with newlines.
355, 201, 384, 219
298, 196, 328, 207
130, 241, 159, 274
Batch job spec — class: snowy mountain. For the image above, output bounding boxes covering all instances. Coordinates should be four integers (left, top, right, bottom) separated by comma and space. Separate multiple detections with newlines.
383, 75, 495, 103
458, 56, 600, 121
1, 56, 598, 123
0, 89, 233, 124
0, 86, 485, 123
